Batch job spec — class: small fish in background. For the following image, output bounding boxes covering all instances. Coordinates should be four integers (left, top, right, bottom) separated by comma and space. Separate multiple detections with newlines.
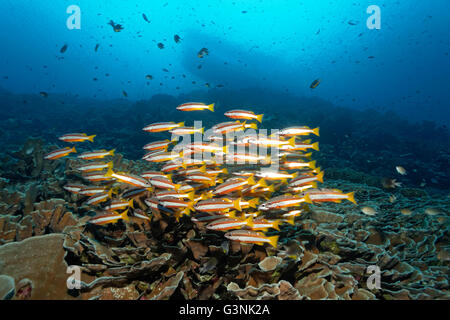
122, 90, 128, 97
360, 206, 377, 216
310, 79, 321, 89
94, 43, 100, 52
174, 34, 181, 43
400, 208, 413, 216
142, 13, 150, 23
389, 194, 397, 203
197, 47, 209, 58
60, 44, 68, 53
107, 20, 124, 32
39, 91, 48, 98
396, 166, 407, 175
425, 207, 442, 216
381, 178, 402, 189
157, 42, 165, 49
145, 74, 153, 80
348, 20, 359, 25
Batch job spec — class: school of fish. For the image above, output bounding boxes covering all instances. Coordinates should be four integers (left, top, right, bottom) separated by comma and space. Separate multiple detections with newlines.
45, 102, 357, 248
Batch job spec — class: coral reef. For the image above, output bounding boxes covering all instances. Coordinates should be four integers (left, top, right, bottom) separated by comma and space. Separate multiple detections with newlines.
0, 87, 449, 300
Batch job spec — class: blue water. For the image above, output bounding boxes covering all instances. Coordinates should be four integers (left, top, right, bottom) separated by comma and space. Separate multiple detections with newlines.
0, 0, 449, 125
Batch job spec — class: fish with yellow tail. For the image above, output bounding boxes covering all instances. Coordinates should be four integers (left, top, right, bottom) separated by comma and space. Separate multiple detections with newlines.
177, 102, 215, 112
213, 176, 256, 195
77, 149, 115, 160
194, 198, 242, 212
104, 169, 152, 188
279, 126, 320, 137
224, 109, 263, 123
44, 146, 76, 160
258, 194, 312, 211
224, 230, 279, 247
58, 133, 96, 143
85, 189, 114, 206
249, 218, 281, 231
76, 161, 113, 173
105, 199, 134, 211
206, 216, 254, 231
169, 126, 205, 135
143, 121, 185, 133
303, 189, 357, 204
88, 209, 129, 225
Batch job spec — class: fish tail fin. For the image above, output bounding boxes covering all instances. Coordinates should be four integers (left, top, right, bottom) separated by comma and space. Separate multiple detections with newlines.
311, 142, 319, 151
208, 103, 215, 112
281, 179, 288, 185
347, 192, 357, 205
303, 152, 312, 158
128, 199, 134, 209
309, 160, 317, 169
174, 184, 182, 191
222, 146, 228, 154
121, 209, 129, 221
245, 216, 254, 228
199, 165, 206, 173
291, 171, 299, 179
222, 168, 228, 174
304, 193, 313, 204
106, 161, 114, 170
72, 146, 77, 153
258, 179, 267, 187
268, 235, 279, 248
88, 134, 96, 142
249, 123, 258, 130
272, 220, 281, 231
187, 201, 195, 212
200, 127, 205, 134
247, 176, 256, 185
166, 174, 173, 181
317, 171, 324, 183
249, 198, 260, 208
285, 217, 295, 225
313, 127, 320, 136
256, 114, 264, 123
178, 122, 185, 127
109, 149, 116, 156
187, 191, 195, 201
268, 185, 275, 193
311, 181, 318, 188
105, 168, 114, 177
288, 137, 296, 147
233, 199, 242, 211
228, 211, 236, 219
